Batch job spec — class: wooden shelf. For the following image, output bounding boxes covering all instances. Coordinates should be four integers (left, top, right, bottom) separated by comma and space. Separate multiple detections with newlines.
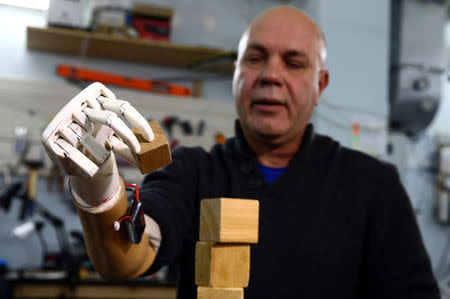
26, 26, 236, 73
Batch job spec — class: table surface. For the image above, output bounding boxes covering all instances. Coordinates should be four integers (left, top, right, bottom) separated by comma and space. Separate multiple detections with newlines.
6, 270, 177, 299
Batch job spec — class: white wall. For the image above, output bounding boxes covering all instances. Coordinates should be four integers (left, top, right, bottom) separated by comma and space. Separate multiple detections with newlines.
314, 0, 390, 148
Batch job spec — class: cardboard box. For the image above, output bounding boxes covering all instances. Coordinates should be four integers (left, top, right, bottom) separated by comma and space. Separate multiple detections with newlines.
47, 0, 94, 29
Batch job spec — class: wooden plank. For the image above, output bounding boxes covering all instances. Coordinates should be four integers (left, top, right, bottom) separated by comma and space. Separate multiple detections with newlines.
197, 287, 243, 299
195, 242, 250, 288
13, 283, 176, 299
26, 26, 235, 73
132, 120, 172, 174
133, 4, 174, 19
14, 283, 71, 298
200, 198, 259, 243
75, 284, 176, 298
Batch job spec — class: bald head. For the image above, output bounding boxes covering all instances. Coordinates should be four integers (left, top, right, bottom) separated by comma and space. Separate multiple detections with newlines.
238, 6, 327, 68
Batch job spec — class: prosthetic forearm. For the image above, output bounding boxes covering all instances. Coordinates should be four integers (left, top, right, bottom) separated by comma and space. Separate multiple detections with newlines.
71, 176, 156, 280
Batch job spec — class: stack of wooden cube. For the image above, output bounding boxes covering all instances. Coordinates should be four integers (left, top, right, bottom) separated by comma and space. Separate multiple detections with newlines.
196, 198, 259, 299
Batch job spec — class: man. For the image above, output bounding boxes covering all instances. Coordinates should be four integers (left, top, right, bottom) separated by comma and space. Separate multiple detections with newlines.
233, 6, 328, 169
42, 6, 439, 299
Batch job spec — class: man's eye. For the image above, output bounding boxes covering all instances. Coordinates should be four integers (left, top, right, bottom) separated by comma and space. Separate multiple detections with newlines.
245, 56, 262, 63
286, 61, 305, 68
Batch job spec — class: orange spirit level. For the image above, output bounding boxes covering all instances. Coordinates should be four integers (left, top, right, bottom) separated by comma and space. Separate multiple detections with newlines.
57, 64, 192, 97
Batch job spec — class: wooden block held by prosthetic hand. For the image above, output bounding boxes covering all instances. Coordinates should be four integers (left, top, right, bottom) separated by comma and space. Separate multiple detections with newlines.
196, 242, 250, 288
200, 198, 259, 243
132, 120, 172, 174
197, 287, 244, 299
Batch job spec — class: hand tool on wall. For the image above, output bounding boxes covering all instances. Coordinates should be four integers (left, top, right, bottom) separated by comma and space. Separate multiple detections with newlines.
215, 132, 226, 145
47, 163, 65, 193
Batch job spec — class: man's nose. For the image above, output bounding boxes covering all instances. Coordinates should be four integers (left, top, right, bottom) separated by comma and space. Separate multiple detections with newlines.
258, 58, 282, 87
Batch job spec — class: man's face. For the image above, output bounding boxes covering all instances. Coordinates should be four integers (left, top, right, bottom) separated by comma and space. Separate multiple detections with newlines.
232, 12, 328, 145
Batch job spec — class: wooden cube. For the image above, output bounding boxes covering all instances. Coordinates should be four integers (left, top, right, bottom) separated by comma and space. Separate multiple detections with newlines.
200, 198, 259, 243
132, 120, 172, 174
195, 242, 250, 288
197, 287, 243, 299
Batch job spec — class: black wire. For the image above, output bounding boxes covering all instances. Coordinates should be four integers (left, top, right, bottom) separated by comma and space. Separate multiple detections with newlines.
35, 228, 48, 267
320, 97, 388, 118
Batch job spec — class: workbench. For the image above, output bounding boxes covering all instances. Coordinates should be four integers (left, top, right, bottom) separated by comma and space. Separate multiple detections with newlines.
6, 271, 177, 299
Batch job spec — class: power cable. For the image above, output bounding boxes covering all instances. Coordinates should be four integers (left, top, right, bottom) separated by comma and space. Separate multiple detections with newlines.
320, 96, 388, 119
314, 109, 387, 130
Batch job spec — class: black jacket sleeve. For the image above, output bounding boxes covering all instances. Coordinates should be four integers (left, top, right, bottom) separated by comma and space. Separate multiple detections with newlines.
363, 165, 440, 298
139, 147, 202, 274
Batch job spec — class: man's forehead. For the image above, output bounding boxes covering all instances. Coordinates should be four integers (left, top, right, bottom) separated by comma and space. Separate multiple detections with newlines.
237, 14, 325, 64
245, 42, 310, 59
242, 24, 316, 55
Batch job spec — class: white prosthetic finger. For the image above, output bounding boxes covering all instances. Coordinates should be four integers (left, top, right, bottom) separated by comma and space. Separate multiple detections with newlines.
72, 123, 110, 163
98, 96, 154, 142
84, 83, 116, 110
97, 96, 120, 111
58, 126, 79, 147
83, 107, 116, 125
58, 123, 110, 164
123, 105, 154, 142
109, 117, 141, 154
72, 111, 93, 134
109, 135, 138, 167
83, 108, 141, 154
55, 138, 99, 177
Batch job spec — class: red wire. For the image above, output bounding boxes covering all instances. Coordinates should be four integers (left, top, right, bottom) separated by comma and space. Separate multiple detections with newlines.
124, 183, 140, 202
118, 215, 132, 223
69, 178, 116, 206
135, 184, 139, 202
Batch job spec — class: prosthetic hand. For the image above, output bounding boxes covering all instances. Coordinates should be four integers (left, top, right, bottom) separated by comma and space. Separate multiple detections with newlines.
41, 82, 157, 279
41, 82, 153, 205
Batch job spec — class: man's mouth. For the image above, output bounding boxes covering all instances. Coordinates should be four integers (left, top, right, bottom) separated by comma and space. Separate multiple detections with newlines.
252, 98, 284, 106
251, 99, 285, 111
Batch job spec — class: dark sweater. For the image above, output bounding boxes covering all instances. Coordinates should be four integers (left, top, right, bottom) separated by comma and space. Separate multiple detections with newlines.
140, 121, 439, 299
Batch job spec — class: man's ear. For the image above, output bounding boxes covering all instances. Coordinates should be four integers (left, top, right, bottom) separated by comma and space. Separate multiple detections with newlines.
314, 70, 329, 106
318, 70, 329, 95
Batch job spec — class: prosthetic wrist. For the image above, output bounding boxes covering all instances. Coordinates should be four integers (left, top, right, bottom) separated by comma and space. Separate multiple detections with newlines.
69, 154, 120, 207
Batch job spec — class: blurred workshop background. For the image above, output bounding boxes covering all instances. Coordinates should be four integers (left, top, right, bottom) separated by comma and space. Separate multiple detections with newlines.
0, 0, 449, 298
